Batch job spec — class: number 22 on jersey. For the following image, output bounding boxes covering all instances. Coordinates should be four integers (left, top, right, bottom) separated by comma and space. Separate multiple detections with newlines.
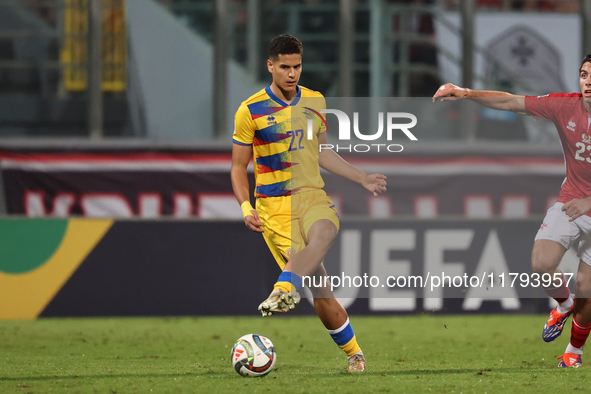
287, 129, 305, 151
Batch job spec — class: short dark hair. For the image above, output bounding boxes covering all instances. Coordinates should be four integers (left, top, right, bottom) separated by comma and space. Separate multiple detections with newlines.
580, 53, 591, 72
268, 35, 303, 61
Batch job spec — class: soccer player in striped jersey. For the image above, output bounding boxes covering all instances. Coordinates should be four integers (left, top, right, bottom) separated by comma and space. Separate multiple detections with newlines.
433, 54, 591, 368
231, 35, 387, 372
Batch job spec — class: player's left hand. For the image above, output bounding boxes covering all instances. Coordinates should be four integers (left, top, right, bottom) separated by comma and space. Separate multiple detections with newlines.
362, 173, 387, 197
562, 197, 591, 222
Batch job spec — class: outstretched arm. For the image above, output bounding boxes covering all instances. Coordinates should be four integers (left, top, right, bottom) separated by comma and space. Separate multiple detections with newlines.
231, 143, 264, 233
317, 132, 387, 196
433, 83, 527, 115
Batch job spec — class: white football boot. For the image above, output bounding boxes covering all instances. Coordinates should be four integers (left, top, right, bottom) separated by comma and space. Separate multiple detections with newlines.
257, 288, 301, 317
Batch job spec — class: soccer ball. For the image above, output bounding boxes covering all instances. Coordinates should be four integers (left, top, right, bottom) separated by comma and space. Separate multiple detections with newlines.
231, 334, 276, 377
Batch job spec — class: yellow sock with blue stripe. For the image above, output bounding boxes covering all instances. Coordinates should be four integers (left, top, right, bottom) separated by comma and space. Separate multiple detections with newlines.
273, 271, 302, 293
328, 317, 362, 357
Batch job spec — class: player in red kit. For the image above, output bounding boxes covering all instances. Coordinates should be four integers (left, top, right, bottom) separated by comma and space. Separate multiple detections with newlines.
433, 54, 591, 368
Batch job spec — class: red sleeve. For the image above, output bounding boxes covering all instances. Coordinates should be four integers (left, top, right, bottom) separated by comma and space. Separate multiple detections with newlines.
524, 93, 581, 122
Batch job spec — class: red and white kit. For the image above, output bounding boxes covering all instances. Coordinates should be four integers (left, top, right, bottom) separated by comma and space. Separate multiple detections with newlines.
526, 93, 591, 265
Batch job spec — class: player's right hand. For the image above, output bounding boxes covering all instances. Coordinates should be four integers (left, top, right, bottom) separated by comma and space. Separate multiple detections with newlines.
244, 210, 264, 233
562, 197, 591, 222
432, 83, 469, 102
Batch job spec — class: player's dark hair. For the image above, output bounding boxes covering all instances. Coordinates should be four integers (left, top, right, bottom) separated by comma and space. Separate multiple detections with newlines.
580, 53, 591, 72
268, 35, 303, 61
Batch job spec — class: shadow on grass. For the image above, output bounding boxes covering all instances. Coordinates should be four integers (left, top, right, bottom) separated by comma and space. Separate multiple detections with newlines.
314, 366, 563, 379
0, 372, 204, 382
0, 366, 567, 383
376, 368, 549, 376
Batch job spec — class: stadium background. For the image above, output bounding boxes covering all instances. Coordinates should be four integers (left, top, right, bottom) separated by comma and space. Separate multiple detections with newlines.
0, 0, 588, 320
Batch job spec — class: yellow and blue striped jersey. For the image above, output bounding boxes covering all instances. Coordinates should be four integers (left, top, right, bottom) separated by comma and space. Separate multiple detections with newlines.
233, 85, 326, 198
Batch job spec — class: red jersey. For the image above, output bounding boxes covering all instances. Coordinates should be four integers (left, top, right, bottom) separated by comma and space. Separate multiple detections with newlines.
525, 93, 591, 216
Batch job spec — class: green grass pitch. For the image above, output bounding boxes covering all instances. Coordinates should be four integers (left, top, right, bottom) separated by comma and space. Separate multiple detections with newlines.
1, 315, 589, 393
